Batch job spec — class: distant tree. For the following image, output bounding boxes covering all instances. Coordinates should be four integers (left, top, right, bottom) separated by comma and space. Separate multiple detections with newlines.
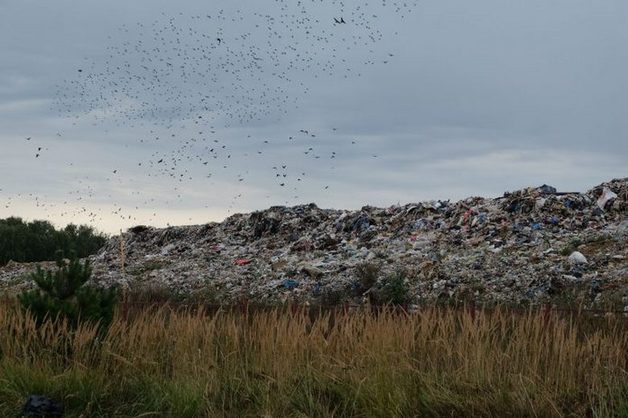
0, 217, 107, 265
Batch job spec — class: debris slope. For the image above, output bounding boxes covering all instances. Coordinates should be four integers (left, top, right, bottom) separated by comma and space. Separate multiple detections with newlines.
2, 179, 626, 310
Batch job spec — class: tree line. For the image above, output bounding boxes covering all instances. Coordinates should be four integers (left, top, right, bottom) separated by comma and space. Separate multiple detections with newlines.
0, 217, 107, 266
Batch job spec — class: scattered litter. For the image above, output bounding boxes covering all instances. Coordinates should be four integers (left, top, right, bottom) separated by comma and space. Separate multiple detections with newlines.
282, 279, 299, 290
22, 395, 63, 418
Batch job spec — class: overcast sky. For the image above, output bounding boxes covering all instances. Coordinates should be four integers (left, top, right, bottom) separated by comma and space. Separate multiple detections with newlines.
1, 0, 626, 234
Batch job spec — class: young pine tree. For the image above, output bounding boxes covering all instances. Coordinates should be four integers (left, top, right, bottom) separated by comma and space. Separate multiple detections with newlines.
18, 250, 118, 332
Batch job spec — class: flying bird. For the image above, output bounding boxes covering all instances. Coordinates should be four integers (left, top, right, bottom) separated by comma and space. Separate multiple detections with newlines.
45, 0, 420, 226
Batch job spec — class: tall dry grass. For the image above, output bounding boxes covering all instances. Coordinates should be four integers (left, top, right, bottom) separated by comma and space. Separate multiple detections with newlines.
0, 302, 626, 417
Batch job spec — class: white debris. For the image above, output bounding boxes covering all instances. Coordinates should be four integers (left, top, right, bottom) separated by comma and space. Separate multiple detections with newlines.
597, 187, 618, 210
568, 251, 588, 265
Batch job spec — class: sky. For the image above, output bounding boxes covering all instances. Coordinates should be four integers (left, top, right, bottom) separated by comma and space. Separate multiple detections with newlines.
1, 0, 626, 234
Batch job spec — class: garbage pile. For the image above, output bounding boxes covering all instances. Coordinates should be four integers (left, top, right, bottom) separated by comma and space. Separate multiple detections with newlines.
2, 178, 627, 310
0, 260, 57, 295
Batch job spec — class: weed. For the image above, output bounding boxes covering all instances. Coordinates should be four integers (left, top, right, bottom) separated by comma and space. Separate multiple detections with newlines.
127, 260, 170, 277
374, 269, 411, 305
318, 286, 347, 306
353, 262, 380, 296
560, 238, 583, 256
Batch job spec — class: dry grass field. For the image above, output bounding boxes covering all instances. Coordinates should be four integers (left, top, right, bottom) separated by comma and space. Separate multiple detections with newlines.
1, 301, 627, 417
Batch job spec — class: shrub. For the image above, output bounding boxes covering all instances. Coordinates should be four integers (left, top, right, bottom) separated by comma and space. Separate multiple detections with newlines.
18, 251, 118, 332
319, 286, 347, 306
375, 269, 411, 306
353, 262, 380, 296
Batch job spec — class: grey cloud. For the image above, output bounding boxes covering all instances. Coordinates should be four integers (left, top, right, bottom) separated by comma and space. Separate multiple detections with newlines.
0, 0, 626, 233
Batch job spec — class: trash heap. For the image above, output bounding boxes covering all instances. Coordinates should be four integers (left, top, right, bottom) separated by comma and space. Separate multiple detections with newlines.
2, 178, 627, 310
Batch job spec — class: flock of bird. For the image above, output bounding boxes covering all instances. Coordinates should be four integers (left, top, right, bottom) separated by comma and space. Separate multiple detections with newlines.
7, 0, 419, 230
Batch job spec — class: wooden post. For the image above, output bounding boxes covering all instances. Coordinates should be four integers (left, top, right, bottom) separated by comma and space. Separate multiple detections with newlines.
119, 229, 126, 277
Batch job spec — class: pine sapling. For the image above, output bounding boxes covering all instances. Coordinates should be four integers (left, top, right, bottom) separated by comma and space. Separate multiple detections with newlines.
18, 250, 118, 332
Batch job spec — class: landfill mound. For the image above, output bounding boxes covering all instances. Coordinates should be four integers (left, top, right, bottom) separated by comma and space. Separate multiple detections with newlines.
2, 178, 627, 309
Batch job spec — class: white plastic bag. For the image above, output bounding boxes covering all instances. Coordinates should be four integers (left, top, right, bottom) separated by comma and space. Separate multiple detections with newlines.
597, 187, 618, 210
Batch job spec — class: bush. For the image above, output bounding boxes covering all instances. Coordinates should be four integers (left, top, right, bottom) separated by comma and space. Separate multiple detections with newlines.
375, 269, 411, 306
18, 251, 118, 332
319, 286, 347, 306
353, 262, 380, 296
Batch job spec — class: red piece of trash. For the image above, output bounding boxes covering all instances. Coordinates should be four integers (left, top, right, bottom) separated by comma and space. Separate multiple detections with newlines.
235, 258, 252, 266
